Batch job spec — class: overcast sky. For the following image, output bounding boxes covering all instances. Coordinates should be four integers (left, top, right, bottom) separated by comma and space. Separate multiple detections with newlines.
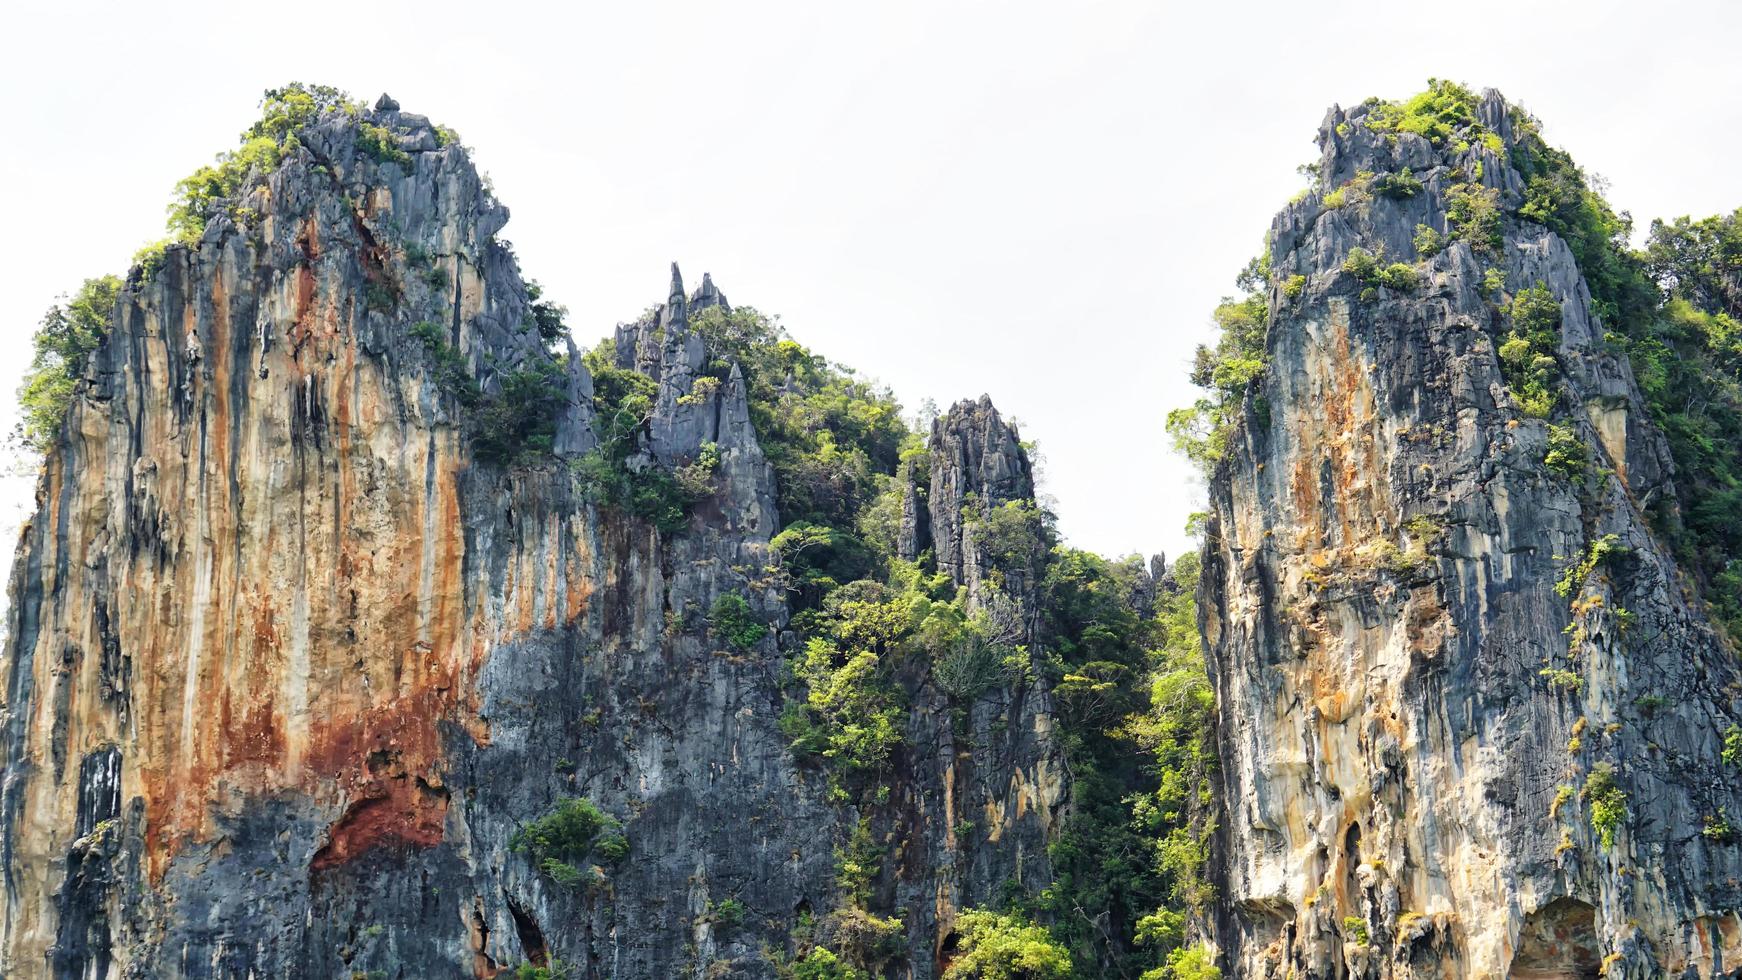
3, 0, 1740, 573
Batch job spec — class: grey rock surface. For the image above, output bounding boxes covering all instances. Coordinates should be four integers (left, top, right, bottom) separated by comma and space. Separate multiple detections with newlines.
1204, 89, 1742, 979
0, 99, 1067, 979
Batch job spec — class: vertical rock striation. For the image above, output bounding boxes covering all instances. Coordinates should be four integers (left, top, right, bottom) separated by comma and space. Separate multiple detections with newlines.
894, 400, 1065, 966
0, 96, 1069, 979
1204, 88, 1742, 978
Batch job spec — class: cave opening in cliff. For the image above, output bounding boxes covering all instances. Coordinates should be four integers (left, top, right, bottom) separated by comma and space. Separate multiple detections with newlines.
1511, 898, 1602, 980
505, 893, 550, 968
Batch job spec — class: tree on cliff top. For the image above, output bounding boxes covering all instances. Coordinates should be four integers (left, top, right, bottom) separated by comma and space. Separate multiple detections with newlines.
15, 275, 120, 453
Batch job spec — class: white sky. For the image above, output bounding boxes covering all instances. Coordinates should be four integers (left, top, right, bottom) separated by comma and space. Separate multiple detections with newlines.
2, 0, 1740, 571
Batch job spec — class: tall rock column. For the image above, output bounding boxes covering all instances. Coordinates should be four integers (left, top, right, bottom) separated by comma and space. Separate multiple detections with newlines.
894, 398, 1066, 966
0, 98, 811, 979
1202, 88, 1742, 979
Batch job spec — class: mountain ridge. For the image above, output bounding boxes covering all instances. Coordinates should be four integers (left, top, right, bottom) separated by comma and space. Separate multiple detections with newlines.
5, 78, 1742, 980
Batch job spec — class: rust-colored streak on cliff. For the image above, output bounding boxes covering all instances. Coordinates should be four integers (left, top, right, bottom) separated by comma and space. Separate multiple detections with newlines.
308, 774, 451, 871
59, 182, 544, 888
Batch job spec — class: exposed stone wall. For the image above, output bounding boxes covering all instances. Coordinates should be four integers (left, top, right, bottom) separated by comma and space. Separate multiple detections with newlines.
1204, 91, 1742, 979
0, 100, 1065, 979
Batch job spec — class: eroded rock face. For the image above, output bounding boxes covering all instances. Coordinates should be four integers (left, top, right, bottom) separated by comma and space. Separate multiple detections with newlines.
1203, 90, 1742, 978
0, 100, 1063, 979
894, 400, 1066, 963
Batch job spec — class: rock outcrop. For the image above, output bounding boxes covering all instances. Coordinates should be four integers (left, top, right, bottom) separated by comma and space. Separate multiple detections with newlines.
894, 399, 1065, 961
0, 96, 1070, 979
32, 77, 1740, 980
1203, 89, 1742, 978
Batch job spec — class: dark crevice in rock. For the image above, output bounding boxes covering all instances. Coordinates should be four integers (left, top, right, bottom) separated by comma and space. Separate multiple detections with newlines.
504, 892, 549, 967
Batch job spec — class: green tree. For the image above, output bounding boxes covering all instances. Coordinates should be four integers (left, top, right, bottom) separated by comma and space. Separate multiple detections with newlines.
943, 910, 1074, 980
1362, 79, 1483, 146
18, 276, 121, 452
1168, 275, 1269, 470
169, 83, 365, 243
472, 362, 567, 465
510, 797, 627, 886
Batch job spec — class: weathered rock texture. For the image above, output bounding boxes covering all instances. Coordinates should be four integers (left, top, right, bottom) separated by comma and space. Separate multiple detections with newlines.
1203, 90, 1742, 978
0, 98, 1064, 979
897, 397, 1066, 957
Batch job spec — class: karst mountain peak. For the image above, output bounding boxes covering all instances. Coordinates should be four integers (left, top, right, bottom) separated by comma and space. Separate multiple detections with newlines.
6, 78, 1742, 980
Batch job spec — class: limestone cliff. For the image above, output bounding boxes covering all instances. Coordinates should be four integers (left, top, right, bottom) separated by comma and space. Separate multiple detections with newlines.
1202, 87, 1742, 978
0, 92, 1079, 979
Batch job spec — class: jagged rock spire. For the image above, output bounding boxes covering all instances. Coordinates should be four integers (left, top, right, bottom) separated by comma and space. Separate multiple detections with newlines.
596, 266, 775, 527
662, 262, 688, 335
690, 271, 729, 313
553, 334, 597, 457
923, 396, 1038, 615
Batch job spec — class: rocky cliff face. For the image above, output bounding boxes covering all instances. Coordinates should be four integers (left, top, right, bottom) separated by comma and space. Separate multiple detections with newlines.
0, 94, 1075, 979
1203, 88, 1742, 978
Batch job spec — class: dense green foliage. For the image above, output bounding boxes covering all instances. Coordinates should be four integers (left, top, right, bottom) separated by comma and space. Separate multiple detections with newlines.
1492, 107, 1742, 638
1372, 168, 1422, 200
1342, 247, 1418, 292
567, 303, 908, 541
508, 959, 574, 979
472, 362, 567, 465
1647, 211, 1742, 317
772, 521, 878, 609
569, 340, 696, 532
690, 306, 908, 530
1444, 183, 1503, 254
1543, 424, 1589, 482
1497, 283, 1563, 418
1160, 946, 1221, 980
1363, 79, 1488, 149
16, 276, 120, 452
510, 797, 628, 887
356, 121, 411, 167
780, 574, 997, 798
966, 499, 1049, 579
1507, 112, 1657, 330
1166, 267, 1268, 469
782, 947, 867, 980
244, 83, 364, 144
524, 280, 570, 343
709, 593, 769, 651
1032, 552, 1217, 978
1582, 763, 1627, 849
1413, 224, 1446, 258
1628, 218, 1742, 638
169, 84, 364, 246
942, 910, 1074, 979
409, 319, 573, 470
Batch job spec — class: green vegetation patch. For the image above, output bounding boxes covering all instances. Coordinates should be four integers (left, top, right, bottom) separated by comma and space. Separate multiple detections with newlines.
1167, 259, 1269, 471
690, 305, 908, 531
16, 276, 120, 452
170, 84, 364, 246
1342, 247, 1419, 293
709, 593, 769, 652
510, 797, 628, 887
1362, 79, 1484, 147
1582, 763, 1627, 849
1498, 282, 1564, 418
941, 910, 1074, 979
1445, 183, 1503, 254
